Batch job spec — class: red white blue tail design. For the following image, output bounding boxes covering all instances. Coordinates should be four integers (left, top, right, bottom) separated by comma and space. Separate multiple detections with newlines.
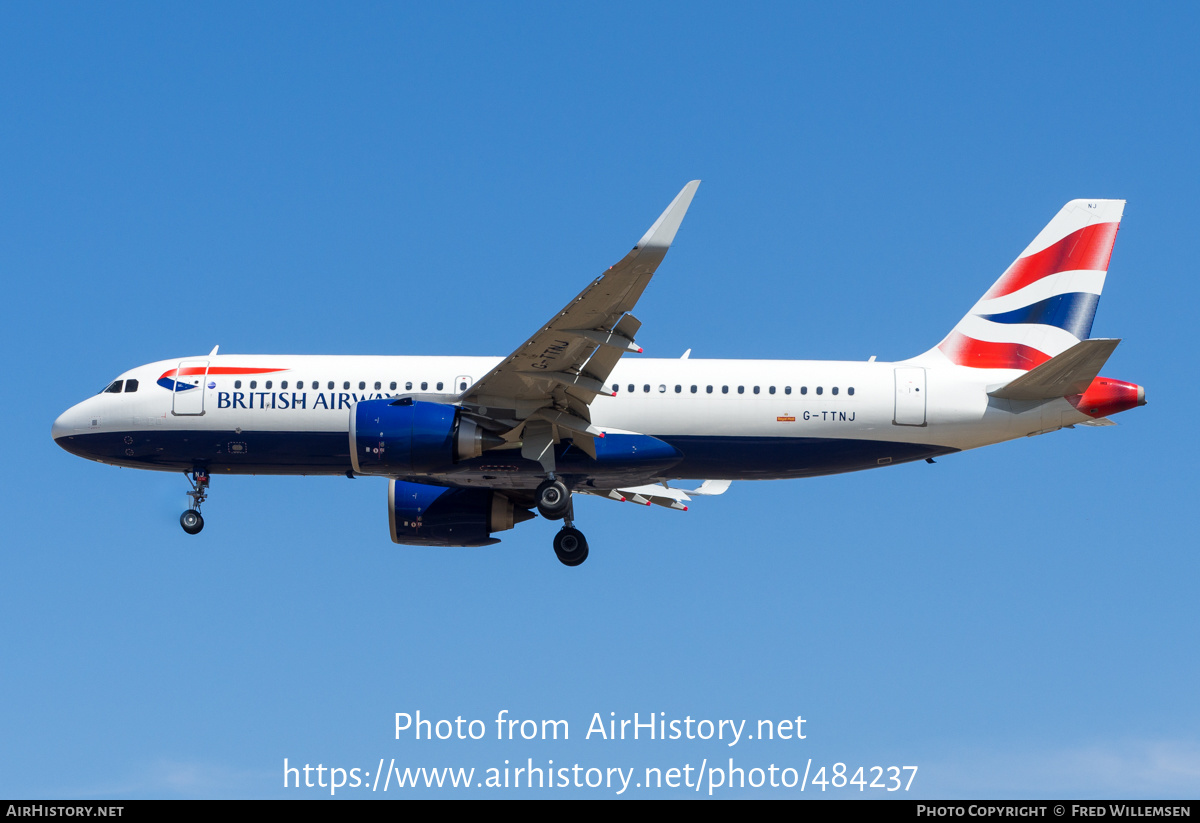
930, 199, 1124, 370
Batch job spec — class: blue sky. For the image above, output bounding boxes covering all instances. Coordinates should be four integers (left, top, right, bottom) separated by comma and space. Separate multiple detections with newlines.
2, 2, 1198, 798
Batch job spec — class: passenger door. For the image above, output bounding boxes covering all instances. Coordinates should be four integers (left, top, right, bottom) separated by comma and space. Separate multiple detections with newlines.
171, 360, 209, 416
893, 367, 927, 426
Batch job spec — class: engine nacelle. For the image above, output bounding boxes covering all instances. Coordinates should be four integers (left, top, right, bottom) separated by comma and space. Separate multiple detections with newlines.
350, 398, 500, 475
388, 480, 534, 546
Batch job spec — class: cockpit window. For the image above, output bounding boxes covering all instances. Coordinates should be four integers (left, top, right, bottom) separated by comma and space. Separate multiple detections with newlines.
101, 380, 123, 394
124, 379, 139, 393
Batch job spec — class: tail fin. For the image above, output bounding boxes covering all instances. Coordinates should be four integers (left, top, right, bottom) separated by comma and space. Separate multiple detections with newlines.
926, 199, 1125, 370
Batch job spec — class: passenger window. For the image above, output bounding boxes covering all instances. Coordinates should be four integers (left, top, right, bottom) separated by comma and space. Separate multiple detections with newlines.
769, 386, 776, 395
691, 385, 697, 393
753, 386, 760, 394
643, 384, 650, 393
421, 382, 428, 391
343, 381, 350, 390
675, 385, 682, 393
737, 386, 744, 394
722, 386, 729, 394
234, 380, 242, 389
459, 381, 466, 391
612, 384, 619, 393
406, 382, 413, 391
658, 384, 666, 393
124, 379, 139, 393
437, 382, 444, 391
359, 381, 366, 390
281, 381, 288, 390
390, 382, 397, 390
250, 381, 257, 389
785, 386, 792, 395
848, 387, 855, 396
800, 386, 807, 395
265, 380, 272, 389
816, 387, 823, 395
327, 381, 334, 390
628, 384, 635, 393
706, 385, 713, 394
374, 381, 381, 390
832, 387, 838, 395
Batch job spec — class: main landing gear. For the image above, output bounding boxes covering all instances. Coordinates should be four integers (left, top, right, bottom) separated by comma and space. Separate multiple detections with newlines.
553, 527, 588, 567
535, 478, 570, 520
537, 477, 588, 566
180, 469, 209, 535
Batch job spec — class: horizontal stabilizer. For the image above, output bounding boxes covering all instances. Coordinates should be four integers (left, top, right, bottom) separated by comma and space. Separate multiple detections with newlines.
988, 338, 1120, 401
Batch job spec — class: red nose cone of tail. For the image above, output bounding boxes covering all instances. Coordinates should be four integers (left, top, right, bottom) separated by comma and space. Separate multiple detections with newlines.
1069, 377, 1145, 418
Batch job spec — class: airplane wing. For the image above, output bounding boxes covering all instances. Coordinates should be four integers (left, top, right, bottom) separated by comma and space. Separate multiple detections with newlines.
460, 181, 700, 465
580, 479, 733, 511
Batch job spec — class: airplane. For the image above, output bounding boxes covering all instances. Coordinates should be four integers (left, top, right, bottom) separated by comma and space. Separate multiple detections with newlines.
52, 182, 1144, 566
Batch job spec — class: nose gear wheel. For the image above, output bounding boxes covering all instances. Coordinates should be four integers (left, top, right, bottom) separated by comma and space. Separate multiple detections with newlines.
180, 509, 204, 534
180, 470, 210, 535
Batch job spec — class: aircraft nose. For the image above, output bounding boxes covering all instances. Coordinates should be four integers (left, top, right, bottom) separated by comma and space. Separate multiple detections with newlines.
52, 410, 70, 441
52, 403, 88, 444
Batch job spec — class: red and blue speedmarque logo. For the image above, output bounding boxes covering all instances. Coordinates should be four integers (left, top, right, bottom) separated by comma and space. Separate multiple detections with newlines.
157, 367, 287, 392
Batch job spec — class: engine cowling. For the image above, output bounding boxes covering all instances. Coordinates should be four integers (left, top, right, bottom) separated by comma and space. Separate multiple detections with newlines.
388, 480, 534, 546
350, 398, 501, 475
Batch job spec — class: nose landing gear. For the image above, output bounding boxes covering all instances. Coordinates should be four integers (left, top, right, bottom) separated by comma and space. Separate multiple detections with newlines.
180, 469, 209, 535
180, 508, 203, 534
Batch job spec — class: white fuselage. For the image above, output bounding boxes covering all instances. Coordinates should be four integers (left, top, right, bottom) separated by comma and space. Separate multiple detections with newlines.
52, 352, 1082, 485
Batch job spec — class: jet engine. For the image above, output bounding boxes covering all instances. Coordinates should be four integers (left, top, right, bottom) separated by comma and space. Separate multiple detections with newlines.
350, 398, 503, 475
388, 480, 534, 546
